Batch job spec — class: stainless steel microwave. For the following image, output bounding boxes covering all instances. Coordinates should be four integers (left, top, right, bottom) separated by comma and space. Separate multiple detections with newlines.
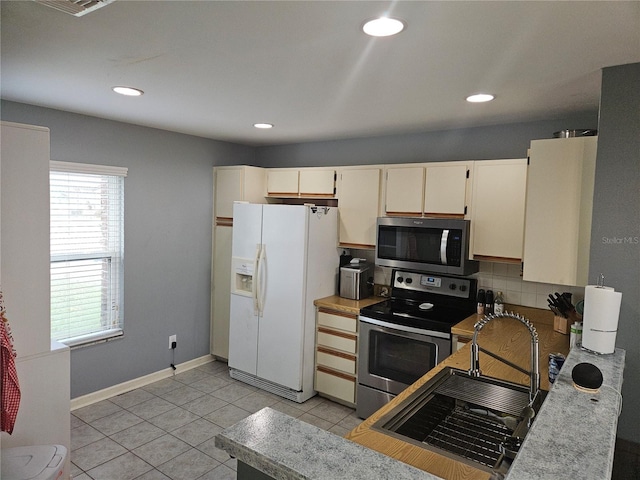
375, 217, 478, 276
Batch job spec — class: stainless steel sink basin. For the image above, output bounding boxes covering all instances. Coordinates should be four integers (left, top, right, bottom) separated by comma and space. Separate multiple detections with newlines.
372, 367, 547, 474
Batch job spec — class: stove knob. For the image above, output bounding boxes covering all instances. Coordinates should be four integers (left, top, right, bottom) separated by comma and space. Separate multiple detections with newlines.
397, 276, 404, 283
405, 277, 413, 284
449, 283, 457, 290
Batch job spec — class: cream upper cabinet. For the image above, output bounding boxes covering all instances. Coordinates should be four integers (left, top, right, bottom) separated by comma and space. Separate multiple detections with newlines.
214, 166, 266, 219
470, 159, 528, 261
299, 169, 335, 195
384, 166, 425, 215
385, 163, 470, 216
267, 168, 336, 196
523, 137, 597, 286
267, 169, 299, 195
337, 167, 382, 248
424, 163, 470, 215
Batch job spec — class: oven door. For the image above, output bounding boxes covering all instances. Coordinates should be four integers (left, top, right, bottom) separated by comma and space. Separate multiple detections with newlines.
358, 316, 451, 396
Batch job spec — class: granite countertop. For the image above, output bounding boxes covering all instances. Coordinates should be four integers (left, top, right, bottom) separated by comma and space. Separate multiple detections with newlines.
505, 347, 625, 479
215, 407, 441, 480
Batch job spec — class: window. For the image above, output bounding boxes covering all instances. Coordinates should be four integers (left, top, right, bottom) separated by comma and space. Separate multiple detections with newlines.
50, 161, 127, 347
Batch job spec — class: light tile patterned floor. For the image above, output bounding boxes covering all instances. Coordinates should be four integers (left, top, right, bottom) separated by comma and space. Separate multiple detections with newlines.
71, 360, 362, 480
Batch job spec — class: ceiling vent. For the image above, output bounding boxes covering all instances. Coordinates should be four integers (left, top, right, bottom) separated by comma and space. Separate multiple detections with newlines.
34, 0, 115, 17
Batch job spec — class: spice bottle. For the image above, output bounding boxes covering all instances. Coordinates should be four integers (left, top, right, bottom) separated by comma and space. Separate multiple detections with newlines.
485, 290, 494, 315
494, 291, 505, 314
476, 289, 485, 315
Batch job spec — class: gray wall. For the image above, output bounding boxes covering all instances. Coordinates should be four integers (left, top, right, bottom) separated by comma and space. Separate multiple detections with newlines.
589, 63, 640, 444
255, 112, 598, 168
1, 100, 256, 397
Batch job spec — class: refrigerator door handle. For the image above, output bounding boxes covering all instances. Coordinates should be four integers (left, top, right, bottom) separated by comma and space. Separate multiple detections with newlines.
256, 244, 267, 315
252, 244, 261, 314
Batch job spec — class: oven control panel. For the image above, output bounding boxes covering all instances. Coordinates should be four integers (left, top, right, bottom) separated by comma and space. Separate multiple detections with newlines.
392, 270, 473, 299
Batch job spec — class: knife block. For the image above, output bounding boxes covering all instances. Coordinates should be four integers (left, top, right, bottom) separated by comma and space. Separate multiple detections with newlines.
553, 315, 570, 335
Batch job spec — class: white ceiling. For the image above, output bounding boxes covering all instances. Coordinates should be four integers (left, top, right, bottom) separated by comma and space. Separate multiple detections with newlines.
2, 1, 639, 146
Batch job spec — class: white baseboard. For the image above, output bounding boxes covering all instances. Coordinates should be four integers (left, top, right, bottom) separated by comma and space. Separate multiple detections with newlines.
70, 354, 216, 411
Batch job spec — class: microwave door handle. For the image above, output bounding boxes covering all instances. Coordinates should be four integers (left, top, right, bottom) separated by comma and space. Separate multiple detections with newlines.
440, 229, 449, 265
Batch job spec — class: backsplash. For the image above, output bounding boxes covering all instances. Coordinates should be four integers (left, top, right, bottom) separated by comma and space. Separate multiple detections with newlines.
346, 248, 585, 311
474, 262, 585, 310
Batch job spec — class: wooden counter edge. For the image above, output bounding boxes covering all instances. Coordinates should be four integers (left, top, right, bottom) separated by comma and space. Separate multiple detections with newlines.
313, 295, 386, 315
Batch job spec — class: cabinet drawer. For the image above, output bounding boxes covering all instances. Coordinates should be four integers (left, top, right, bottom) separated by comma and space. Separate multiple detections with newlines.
317, 328, 357, 354
317, 308, 357, 333
315, 368, 356, 404
316, 347, 356, 375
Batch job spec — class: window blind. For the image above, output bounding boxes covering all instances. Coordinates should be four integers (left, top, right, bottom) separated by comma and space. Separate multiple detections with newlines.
50, 161, 127, 346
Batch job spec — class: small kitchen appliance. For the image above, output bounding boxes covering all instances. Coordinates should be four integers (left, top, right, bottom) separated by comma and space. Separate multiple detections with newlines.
375, 217, 478, 276
357, 269, 476, 418
339, 263, 373, 300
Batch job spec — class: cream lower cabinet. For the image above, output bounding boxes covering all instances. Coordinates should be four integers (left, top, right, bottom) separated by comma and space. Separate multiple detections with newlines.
314, 307, 358, 406
470, 159, 528, 262
337, 167, 382, 248
523, 137, 597, 286
211, 225, 233, 359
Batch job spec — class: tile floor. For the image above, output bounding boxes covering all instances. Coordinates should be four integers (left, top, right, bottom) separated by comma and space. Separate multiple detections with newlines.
70, 360, 362, 480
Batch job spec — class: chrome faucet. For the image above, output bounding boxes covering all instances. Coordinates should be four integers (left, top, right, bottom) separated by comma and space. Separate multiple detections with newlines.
468, 312, 540, 405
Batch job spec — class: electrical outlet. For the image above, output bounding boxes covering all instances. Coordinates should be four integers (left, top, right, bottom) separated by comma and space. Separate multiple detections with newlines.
169, 334, 176, 349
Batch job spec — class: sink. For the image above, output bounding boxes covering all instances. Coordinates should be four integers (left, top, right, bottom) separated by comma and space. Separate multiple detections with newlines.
371, 367, 547, 474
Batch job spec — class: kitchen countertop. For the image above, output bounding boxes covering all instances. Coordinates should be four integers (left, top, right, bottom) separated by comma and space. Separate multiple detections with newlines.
214, 406, 440, 480
215, 306, 625, 480
313, 294, 386, 314
451, 306, 571, 392
345, 309, 572, 480
506, 347, 625, 479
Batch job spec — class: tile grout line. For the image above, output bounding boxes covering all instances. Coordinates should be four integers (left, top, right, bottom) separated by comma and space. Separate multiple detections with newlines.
71, 361, 362, 480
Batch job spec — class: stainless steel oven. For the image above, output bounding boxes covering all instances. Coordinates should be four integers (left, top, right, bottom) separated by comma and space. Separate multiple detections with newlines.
357, 317, 450, 418
356, 269, 476, 419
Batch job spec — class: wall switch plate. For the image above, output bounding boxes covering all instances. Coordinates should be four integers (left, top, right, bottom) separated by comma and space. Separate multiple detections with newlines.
169, 335, 177, 349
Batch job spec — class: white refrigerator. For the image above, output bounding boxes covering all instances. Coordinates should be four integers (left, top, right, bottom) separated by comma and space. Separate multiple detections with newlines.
228, 203, 338, 402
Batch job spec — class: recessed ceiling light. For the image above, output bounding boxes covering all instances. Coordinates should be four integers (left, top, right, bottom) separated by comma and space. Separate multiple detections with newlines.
362, 17, 405, 37
254, 123, 274, 129
466, 93, 495, 103
112, 86, 144, 97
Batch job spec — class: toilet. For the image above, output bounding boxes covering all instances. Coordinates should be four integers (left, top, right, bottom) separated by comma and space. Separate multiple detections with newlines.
1, 445, 67, 480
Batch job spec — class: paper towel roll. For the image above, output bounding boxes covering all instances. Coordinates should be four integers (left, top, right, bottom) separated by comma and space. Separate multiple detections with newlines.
582, 285, 622, 354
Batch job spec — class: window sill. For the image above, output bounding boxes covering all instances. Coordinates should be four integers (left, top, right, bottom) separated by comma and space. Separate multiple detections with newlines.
60, 328, 123, 349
